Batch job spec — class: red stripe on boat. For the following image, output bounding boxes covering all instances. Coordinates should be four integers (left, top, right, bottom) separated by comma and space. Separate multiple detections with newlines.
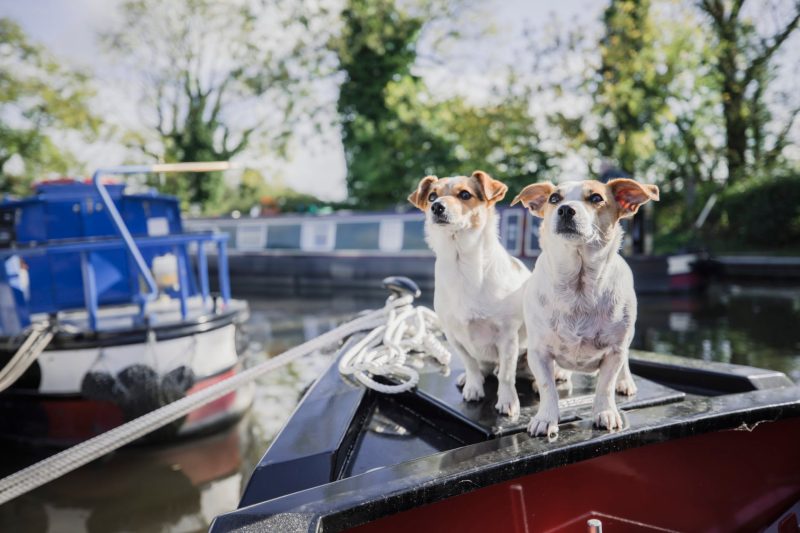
184, 368, 238, 423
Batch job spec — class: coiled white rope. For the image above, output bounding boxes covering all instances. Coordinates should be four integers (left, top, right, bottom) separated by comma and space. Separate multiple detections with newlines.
0, 295, 418, 506
338, 298, 451, 393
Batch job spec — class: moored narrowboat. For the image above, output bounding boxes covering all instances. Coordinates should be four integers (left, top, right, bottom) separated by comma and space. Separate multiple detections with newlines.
212, 279, 800, 532
0, 164, 252, 447
185, 210, 705, 296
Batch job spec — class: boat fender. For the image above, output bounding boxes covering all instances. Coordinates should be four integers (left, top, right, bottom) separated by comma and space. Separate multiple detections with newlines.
160, 366, 195, 405
115, 365, 162, 419
81, 371, 124, 402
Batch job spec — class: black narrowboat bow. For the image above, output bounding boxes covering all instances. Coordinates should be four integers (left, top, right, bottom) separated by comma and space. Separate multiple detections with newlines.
212, 333, 800, 532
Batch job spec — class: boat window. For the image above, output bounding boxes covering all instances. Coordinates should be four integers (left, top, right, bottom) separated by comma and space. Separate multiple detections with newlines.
501, 210, 522, 256
301, 221, 335, 251
335, 222, 380, 250
402, 220, 426, 250
266, 224, 302, 249
379, 219, 403, 252
524, 216, 542, 255
236, 225, 266, 250
211, 227, 236, 249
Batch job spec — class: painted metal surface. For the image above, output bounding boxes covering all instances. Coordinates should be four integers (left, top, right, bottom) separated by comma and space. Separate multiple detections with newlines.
212, 348, 800, 532
0, 179, 237, 334
185, 213, 705, 295
351, 417, 800, 533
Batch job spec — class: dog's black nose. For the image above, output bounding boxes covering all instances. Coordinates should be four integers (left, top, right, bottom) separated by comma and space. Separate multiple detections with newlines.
431, 202, 445, 216
557, 205, 575, 219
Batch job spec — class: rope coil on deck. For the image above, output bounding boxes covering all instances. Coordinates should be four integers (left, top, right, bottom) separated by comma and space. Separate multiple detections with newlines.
0, 294, 417, 506
338, 302, 451, 393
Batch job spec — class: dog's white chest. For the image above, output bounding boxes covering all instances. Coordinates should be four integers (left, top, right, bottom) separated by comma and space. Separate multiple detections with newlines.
542, 291, 632, 372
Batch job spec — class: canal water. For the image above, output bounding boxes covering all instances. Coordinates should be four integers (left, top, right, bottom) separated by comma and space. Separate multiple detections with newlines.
1, 283, 798, 532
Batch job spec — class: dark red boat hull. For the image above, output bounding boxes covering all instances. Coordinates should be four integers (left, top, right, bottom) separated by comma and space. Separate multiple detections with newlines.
0, 368, 249, 447
353, 417, 800, 533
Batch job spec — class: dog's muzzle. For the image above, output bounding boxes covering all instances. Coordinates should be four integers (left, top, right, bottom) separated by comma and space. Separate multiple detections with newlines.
431, 201, 448, 224
555, 205, 579, 235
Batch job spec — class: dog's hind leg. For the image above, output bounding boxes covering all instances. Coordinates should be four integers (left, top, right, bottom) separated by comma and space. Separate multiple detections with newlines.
495, 335, 521, 419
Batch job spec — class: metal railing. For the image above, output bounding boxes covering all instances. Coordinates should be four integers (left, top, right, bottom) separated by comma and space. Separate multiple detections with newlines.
0, 232, 231, 331
91, 162, 232, 304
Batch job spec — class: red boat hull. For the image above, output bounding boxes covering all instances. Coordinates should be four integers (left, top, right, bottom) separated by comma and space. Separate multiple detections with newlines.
0, 368, 250, 447
353, 417, 800, 533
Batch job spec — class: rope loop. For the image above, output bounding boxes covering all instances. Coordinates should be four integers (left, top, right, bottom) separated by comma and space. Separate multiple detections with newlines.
338, 294, 451, 393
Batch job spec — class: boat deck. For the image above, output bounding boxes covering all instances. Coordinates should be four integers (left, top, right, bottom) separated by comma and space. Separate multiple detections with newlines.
211, 342, 800, 532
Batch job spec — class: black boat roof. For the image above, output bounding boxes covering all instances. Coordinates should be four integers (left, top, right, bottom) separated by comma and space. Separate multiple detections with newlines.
211, 342, 799, 532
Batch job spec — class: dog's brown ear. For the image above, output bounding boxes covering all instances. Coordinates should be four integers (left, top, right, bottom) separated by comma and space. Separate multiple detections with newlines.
511, 182, 556, 217
472, 171, 508, 204
608, 179, 659, 218
408, 175, 438, 210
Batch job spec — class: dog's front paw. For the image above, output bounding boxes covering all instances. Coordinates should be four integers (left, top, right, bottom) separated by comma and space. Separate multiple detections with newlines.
616, 376, 638, 396
455, 372, 466, 388
594, 408, 623, 431
462, 380, 485, 402
495, 386, 520, 419
554, 367, 572, 383
527, 415, 559, 438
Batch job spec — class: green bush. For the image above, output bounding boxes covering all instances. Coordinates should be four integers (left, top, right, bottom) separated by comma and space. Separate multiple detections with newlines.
717, 174, 800, 247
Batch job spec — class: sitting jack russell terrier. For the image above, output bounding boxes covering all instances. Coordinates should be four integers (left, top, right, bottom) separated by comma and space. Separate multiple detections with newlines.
408, 171, 531, 418
512, 178, 659, 437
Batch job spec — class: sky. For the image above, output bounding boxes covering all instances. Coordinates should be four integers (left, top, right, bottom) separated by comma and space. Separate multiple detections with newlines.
2, 1, 797, 200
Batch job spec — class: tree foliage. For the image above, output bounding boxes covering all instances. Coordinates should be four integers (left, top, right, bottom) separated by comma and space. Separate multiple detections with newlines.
103, 0, 332, 212
539, 0, 799, 250
698, 0, 800, 184
333, 0, 457, 206
0, 18, 100, 194
333, 0, 553, 207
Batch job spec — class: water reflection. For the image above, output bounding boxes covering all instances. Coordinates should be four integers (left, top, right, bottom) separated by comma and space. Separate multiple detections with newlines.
0, 428, 247, 532
635, 284, 800, 381
0, 295, 382, 533
0, 285, 797, 531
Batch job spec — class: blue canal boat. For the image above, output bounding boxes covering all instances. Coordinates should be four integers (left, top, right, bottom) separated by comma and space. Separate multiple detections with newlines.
0, 164, 251, 447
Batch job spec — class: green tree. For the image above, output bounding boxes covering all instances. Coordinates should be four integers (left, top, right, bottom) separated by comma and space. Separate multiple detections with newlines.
422, 81, 554, 193
334, 0, 553, 206
333, 0, 458, 207
103, 0, 331, 212
698, 0, 800, 184
548, 0, 680, 179
216, 168, 322, 215
0, 18, 100, 194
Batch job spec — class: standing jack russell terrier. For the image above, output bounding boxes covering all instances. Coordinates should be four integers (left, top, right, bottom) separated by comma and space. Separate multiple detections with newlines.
512, 178, 659, 437
408, 171, 529, 418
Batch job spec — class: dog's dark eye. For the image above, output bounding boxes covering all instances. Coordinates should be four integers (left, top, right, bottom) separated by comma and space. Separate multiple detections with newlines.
548, 193, 561, 204
428, 192, 437, 202
458, 190, 472, 201
588, 193, 604, 204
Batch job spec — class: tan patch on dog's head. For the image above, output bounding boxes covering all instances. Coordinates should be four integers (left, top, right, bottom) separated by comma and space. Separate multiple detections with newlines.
515, 178, 659, 245
414, 171, 508, 229
607, 178, 660, 219
472, 170, 508, 205
511, 181, 556, 217
408, 175, 438, 210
